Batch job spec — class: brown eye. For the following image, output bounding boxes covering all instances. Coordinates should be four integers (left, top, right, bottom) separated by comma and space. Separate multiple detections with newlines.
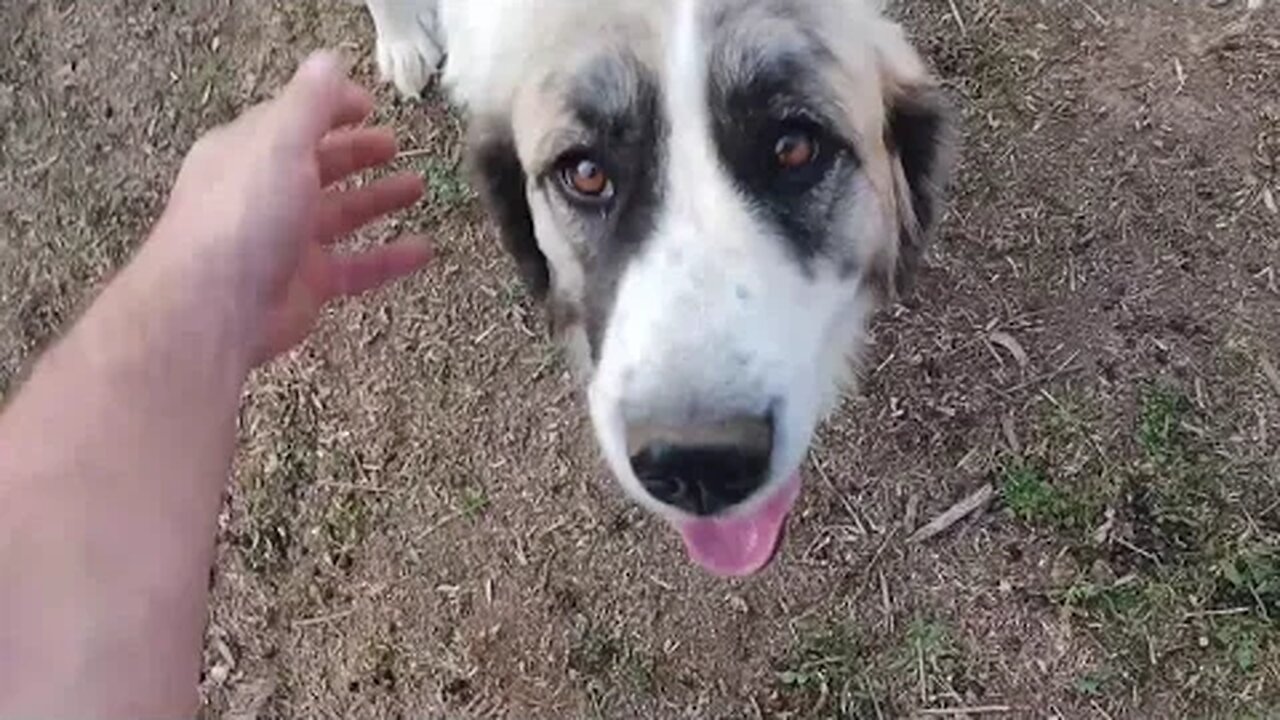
561, 158, 613, 199
775, 132, 817, 169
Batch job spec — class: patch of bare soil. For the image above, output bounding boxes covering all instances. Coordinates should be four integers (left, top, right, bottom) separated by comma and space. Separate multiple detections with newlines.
1, 1, 1276, 718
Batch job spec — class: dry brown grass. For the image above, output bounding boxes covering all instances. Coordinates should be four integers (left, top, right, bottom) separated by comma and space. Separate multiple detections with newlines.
2, 0, 1277, 717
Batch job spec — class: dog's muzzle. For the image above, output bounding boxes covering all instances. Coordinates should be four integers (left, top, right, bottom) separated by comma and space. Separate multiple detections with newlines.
625, 415, 773, 516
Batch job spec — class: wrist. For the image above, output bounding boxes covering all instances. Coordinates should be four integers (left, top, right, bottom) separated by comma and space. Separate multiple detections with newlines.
86, 224, 261, 385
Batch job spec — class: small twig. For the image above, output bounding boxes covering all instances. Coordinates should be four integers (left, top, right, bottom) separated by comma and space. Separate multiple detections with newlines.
1114, 536, 1161, 566
919, 706, 1015, 717
416, 510, 463, 541
872, 351, 897, 376
396, 147, 437, 160
866, 528, 897, 571
909, 485, 996, 544
1077, 0, 1108, 26
844, 527, 900, 608
947, 0, 967, 34
1258, 355, 1280, 399
879, 568, 895, 634
904, 493, 922, 535
317, 481, 395, 494
24, 153, 61, 177
998, 353, 1083, 396
812, 454, 867, 535
1182, 607, 1252, 619
1250, 583, 1272, 623
293, 609, 354, 628
1090, 701, 1117, 720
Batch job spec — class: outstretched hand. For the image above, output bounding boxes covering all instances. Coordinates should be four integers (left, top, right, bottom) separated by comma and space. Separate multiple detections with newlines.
157, 51, 431, 363
0, 50, 436, 719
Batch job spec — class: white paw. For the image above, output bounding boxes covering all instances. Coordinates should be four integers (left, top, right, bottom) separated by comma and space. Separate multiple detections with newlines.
375, 13, 443, 99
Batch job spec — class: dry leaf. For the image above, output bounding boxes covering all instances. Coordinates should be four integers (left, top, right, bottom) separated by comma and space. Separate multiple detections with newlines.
989, 331, 1031, 369
1002, 414, 1022, 454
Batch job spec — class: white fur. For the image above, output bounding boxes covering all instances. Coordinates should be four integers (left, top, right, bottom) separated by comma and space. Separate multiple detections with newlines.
364, 0, 445, 99
589, 0, 877, 520
364, 0, 922, 523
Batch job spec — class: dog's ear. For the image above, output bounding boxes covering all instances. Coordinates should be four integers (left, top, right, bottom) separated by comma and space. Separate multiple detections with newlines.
468, 126, 551, 299
886, 85, 951, 295
874, 24, 954, 297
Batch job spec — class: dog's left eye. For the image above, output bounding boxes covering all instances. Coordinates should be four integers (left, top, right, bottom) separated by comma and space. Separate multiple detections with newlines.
774, 130, 818, 170
558, 156, 616, 203
767, 120, 835, 192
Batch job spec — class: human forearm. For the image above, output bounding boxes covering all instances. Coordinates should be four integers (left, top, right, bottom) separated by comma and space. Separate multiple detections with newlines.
0, 52, 428, 717
0, 236, 254, 717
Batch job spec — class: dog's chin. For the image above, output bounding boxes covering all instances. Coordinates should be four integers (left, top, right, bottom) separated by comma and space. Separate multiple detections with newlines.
666, 472, 803, 577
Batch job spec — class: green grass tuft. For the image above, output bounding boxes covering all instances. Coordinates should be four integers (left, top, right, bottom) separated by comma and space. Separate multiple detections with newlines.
999, 461, 1059, 523
423, 158, 473, 208
1038, 380, 1280, 714
460, 486, 490, 520
774, 621, 895, 719
998, 458, 1102, 535
1137, 382, 1191, 464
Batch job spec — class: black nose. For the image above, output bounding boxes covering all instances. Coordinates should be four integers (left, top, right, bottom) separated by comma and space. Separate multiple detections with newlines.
626, 416, 773, 516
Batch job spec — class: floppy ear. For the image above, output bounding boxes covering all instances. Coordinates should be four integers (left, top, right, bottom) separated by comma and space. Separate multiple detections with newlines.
873, 23, 954, 297
467, 126, 551, 299
887, 85, 951, 295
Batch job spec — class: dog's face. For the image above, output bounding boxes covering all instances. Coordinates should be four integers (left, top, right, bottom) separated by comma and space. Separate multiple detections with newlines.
463, 0, 949, 575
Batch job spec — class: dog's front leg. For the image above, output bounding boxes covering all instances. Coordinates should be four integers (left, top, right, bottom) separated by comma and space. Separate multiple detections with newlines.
364, 0, 445, 99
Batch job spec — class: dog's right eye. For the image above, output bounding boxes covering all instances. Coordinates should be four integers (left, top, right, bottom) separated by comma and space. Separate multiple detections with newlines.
774, 131, 817, 170
558, 156, 615, 203
766, 118, 837, 193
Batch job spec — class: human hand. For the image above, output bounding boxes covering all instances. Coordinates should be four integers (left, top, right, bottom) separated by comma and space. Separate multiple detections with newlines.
156, 51, 431, 364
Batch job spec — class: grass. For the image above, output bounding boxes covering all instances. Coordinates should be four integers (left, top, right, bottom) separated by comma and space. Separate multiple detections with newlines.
423, 158, 473, 208
1137, 382, 1191, 464
774, 621, 895, 719
999, 459, 1101, 534
997, 391, 1113, 538
567, 625, 659, 717
772, 615, 980, 718
459, 486, 490, 520
896, 617, 969, 706
321, 487, 376, 573
1072, 669, 1112, 698
1009, 380, 1280, 714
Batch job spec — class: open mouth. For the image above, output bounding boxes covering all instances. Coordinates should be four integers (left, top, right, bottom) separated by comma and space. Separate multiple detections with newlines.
673, 472, 802, 577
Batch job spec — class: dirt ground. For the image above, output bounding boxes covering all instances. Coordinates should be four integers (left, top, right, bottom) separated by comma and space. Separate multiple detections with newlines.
2, 0, 1278, 717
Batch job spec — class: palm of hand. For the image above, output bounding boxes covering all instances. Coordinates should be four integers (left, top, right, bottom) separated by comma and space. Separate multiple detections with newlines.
165, 55, 430, 365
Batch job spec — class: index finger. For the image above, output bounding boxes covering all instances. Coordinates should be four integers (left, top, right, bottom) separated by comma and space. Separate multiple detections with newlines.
278, 52, 376, 146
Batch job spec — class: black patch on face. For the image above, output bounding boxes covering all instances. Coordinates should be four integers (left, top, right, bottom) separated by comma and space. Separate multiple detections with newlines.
707, 38, 858, 262
468, 126, 550, 299
887, 88, 951, 294
540, 54, 666, 360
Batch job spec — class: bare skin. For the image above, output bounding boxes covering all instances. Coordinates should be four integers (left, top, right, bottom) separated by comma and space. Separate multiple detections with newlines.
0, 52, 431, 718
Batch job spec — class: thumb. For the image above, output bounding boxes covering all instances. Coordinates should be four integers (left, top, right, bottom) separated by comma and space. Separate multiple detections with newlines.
278, 51, 374, 146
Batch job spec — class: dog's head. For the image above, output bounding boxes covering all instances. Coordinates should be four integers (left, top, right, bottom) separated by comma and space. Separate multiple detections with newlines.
455, 0, 950, 575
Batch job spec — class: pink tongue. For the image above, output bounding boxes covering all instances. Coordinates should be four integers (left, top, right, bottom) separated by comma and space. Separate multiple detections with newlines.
677, 473, 802, 577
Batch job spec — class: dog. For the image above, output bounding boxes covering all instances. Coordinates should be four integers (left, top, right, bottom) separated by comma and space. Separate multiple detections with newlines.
363, 0, 951, 576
